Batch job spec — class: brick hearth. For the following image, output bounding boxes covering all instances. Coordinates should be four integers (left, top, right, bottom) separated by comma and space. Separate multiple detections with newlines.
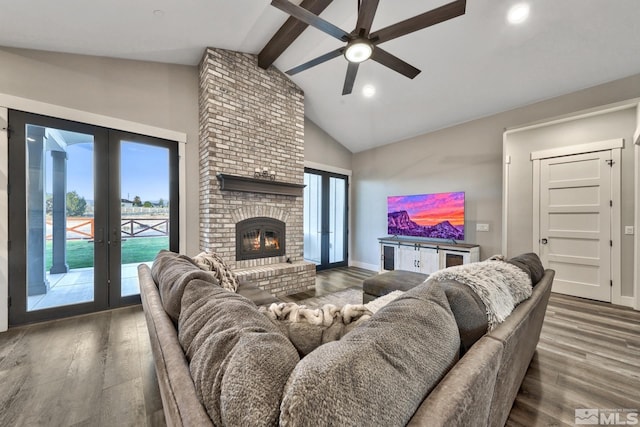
198, 47, 315, 296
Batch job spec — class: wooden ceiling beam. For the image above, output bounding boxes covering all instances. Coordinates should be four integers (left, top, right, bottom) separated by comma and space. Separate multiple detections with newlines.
258, 0, 334, 70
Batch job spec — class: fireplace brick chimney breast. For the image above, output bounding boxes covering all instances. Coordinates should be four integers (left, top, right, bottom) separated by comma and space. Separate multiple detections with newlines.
198, 47, 315, 296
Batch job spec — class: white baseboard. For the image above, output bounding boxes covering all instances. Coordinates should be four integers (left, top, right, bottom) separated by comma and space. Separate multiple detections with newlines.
350, 261, 379, 272
618, 296, 637, 310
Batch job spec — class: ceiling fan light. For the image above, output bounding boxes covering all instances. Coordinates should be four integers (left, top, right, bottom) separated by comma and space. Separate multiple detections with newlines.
344, 40, 373, 63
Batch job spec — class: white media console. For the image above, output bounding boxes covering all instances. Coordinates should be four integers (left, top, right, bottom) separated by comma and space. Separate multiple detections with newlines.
379, 237, 480, 274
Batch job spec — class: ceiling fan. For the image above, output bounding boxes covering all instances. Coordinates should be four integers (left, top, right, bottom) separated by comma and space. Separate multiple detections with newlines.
269, 0, 467, 95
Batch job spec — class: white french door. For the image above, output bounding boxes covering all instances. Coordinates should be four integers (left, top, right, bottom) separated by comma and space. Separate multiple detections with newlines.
539, 150, 612, 302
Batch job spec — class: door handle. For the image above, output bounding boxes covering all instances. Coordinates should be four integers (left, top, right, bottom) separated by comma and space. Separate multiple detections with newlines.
112, 227, 121, 244
95, 228, 105, 244
541, 238, 548, 245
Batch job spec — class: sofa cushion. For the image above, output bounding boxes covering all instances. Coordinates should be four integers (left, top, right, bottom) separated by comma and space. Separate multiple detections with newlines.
150, 250, 218, 323
507, 252, 545, 284
280, 282, 460, 427
178, 280, 299, 427
436, 279, 489, 355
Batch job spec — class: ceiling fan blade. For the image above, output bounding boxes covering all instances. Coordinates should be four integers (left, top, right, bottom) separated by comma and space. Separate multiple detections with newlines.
370, 0, 466, 44
259, 0, 334, 69
342, 62, 359, 95
370, 47, 421, 79
355, 0, 380, 37
271, 0, 350, 42
286, 48, 344, 75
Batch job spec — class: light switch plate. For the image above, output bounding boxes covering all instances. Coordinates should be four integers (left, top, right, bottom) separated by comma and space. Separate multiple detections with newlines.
476, 223, 490, 232
624, 226, 634, 235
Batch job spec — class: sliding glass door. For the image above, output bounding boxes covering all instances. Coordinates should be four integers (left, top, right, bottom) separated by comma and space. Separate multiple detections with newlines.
8, 111, 178, 325
303, 168, 348, 270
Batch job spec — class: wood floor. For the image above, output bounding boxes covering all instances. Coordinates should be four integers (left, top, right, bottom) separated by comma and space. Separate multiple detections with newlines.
0, 266, 637, 426
507, 293, 640, 426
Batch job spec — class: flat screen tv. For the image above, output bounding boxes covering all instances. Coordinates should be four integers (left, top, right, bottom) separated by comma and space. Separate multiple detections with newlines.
387, 192, 465, 240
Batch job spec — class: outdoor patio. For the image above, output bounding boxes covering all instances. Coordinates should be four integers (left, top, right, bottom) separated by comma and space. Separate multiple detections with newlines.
27, 262, 150, 311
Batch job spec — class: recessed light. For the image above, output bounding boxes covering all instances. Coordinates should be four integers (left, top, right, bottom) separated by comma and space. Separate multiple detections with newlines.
153, 9, 165, 17
362, 84, 376, 98
507, 3, 529, 24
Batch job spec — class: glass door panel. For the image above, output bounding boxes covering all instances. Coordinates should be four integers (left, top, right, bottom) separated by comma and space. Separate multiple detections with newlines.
304, 172, 322, 264
303, 168, 348, 270
9, 111, 109, 324
329, 177, 346, 264
29, 127, 97, 311
119, 141, 171, 297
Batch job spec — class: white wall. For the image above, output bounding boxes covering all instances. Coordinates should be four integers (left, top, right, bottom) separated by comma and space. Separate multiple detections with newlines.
304, 117, 353, 171
351, 73, 640, 270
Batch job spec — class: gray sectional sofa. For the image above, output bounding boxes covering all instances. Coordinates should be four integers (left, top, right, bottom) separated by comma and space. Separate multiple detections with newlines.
139, 251, 554, 427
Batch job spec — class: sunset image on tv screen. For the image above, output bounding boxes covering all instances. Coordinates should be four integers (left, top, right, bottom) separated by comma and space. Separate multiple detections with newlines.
387, 192, 464, 240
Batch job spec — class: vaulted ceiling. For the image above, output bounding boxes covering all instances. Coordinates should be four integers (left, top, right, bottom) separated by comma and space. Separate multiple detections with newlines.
1, 0, 639, 152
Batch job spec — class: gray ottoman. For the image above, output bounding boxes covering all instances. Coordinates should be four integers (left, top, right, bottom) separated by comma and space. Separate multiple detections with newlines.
363, 270, 429, 303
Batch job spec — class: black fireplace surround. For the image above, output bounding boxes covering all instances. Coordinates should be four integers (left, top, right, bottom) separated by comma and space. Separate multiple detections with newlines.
236, 217, 286, 261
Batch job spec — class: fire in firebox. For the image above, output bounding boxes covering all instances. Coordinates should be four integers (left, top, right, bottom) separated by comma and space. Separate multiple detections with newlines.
236, 217, 286, 261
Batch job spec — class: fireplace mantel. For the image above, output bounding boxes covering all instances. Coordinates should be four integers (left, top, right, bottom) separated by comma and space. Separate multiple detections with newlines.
216, 174, 305, 197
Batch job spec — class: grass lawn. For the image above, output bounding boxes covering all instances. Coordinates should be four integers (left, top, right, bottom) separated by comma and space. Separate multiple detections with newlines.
46, 236, 169, 270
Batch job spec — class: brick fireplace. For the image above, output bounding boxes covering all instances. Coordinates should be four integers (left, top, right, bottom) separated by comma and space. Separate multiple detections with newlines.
198, 47, 315, 296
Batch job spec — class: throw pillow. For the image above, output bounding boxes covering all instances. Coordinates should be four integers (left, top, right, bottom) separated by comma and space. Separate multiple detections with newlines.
435, 278, 489, 355
507, 252, 545, 284
150, 249, 218, 323
191, 251, 239, 292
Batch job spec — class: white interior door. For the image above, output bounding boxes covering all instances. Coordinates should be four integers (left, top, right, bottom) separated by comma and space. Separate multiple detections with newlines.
539, 151, 612, 302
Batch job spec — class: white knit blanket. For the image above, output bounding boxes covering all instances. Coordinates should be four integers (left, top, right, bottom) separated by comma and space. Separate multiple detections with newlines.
261, 302, 372, 326
364, 290, 405, 313
429, 260, 532, 330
